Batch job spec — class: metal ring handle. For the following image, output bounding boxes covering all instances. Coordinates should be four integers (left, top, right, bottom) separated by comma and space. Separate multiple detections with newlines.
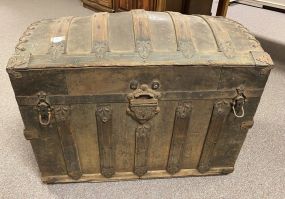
232, 105, 245, 118
39, 111, 51, 126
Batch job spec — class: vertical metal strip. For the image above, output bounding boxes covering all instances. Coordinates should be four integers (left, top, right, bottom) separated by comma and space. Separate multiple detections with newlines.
198, 101, 230, 173
48, 17, 73, 59
91, 12, 109, 58
197, 15, 235, 58
131, 9, 152, 59
95, 104, 115, 178
54, 105, 82, 180
134, 123, 151, 177
167, 102, 192, 174
167, 12, 197, 58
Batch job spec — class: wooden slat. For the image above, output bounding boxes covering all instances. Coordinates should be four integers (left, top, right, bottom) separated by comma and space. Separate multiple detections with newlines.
91, 12, 109, 58
167, 12, 197, 58
131, 9, 152, 59
198, 15, 236, 58
48, 17, 73, 60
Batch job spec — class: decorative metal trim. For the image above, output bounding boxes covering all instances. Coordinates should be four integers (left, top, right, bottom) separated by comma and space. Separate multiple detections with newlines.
134, 123, 151, 177
96, 104, 112, 123
197, 15, 235, 59
175, 102, 192, 119
48, 41, 65, 61
95, 104, 115, 178
127, 84, 161, 124
54, 105, 70, 122
131, 10, 152, 60
92, 12, 109, 59
54, 105, 82, 180
168, 12, 196, 58
93, 41, 108, 59
136, 40, 151, 59
198, 101, 230, 173
167, 102, 192, 175
48, 17, 74, 61
127, 84, 160, 177
7, 52, 31, 69
251, 51, 274, 66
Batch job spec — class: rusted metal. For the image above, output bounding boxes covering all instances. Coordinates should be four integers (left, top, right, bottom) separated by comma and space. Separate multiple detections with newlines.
95, 104, 115, 178
167, 102, 192, 174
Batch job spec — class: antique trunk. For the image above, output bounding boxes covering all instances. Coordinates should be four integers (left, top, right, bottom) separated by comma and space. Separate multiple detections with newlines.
7, 10, 273, 184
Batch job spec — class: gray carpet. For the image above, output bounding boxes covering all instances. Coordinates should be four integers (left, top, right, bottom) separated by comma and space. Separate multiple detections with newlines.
0, 0, 284, 198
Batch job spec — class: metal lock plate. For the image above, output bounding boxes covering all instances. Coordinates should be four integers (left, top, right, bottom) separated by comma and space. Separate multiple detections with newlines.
127, 84, 161, 124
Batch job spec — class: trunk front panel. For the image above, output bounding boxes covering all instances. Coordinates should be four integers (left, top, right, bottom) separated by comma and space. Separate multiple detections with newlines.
15, 66, 267, 183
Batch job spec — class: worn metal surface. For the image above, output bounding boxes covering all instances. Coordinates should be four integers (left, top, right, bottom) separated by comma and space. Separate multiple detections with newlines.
6, 10, 273, 183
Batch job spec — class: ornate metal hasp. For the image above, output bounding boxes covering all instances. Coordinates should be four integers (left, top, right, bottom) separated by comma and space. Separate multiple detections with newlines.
167, 102, 192, 175
95, 104, 115, 178
127, 84, 161, 124
127, 83, 161, 177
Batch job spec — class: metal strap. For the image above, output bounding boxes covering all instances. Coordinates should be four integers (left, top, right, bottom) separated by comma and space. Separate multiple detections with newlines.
167, 102, 192, 175
91, 13, 109, 58
198, 101, 230, 173
54, 105, 82, 180
95, 104, 115, 178
167, 12, 196, 58
131, 9, 152, 59
134, 123, 151, 177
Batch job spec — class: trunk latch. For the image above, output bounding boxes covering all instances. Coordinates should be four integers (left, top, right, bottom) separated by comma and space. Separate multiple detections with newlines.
232, 88, 246, 118
36, 91, 52, 126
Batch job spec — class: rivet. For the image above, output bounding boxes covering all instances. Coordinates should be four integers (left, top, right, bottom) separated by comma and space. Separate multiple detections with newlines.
152, 81, 160, 90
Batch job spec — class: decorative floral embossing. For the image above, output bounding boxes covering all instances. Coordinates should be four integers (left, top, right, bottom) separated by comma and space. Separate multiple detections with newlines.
219, 41, 235, 58
167, 164, 180, 175
176, 103, 191, 119
136, 40, 151, 59
214, 101, 229, 115
48, 41, 65, 61
54, 105, 70, 122
134, 166, 148, 177
101, 167, 115, 178
256, 54, 273, 65
7, 52, 30, 69
178, 41, 195, 58
96, 105, 112, 123
94, 41, 108, 58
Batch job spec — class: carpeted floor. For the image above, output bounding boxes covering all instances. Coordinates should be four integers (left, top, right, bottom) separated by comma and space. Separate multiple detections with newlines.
0, 0, 284, 198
